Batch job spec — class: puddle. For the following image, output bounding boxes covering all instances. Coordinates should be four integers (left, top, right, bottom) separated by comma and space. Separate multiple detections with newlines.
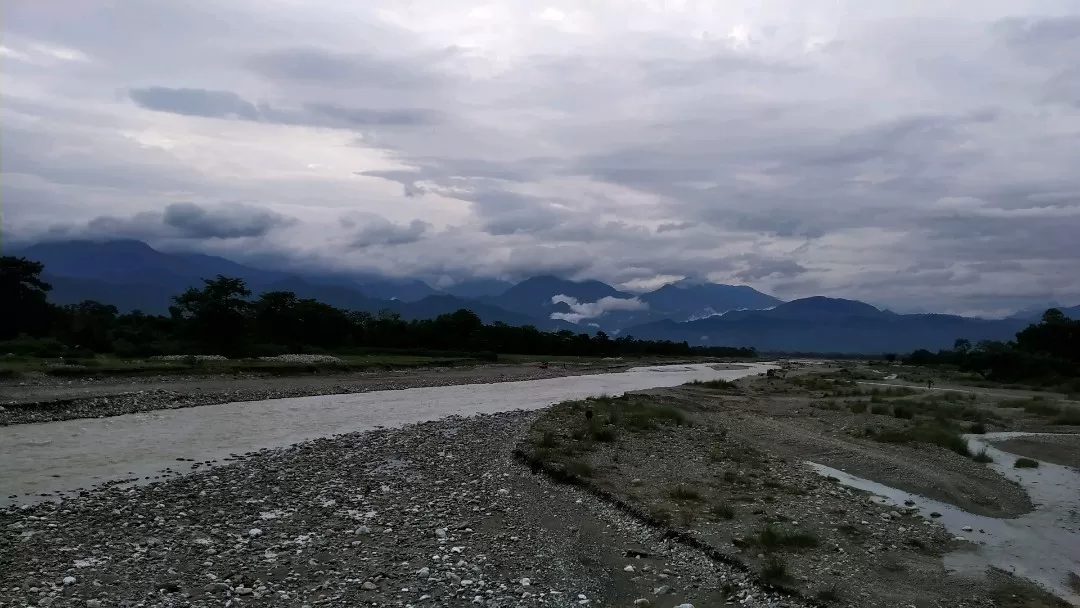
808, 432, 1080, 604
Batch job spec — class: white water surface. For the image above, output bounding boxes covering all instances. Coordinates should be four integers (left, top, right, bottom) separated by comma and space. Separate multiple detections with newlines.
809, 432, 1080, 604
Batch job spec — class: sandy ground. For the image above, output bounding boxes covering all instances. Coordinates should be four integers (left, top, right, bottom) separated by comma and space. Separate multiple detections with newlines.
991, 435, 1080, 470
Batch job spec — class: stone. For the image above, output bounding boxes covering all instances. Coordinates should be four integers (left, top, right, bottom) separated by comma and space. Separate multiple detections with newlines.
623, 565, 635, 572
520, 578, 531, 587
248, 528, 263, 537
62, 576, 76, 585
633, 600, 652, 607
674, 604, 695, 608
85, 601, 102, 608
362, 581, 377, 591
962, 526, 973, 532
653, 585, 671, 595
435, 528, 448, 539
417, 567, 430, 578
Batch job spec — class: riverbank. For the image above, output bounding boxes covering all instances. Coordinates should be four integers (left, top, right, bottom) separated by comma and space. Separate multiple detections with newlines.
0, 362, 631, 426
519, 368, 1078, 606
0, 411, 812, 608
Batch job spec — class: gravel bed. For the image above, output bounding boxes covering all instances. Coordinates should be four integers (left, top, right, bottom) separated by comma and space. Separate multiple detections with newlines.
0, 412, 811, 608
0, 366, 614, 427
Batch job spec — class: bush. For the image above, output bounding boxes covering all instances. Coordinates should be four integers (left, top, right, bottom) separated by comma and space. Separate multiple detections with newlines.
761, 556, 788, 585
850, 401, 868, 414
755, 524, 819, 550
1053, 407, 1080, 425
973, 449, 994, 463
969, 422, 987, 434
711, 503, 736, 520
1014, 458, 1039, 468
870, 404, 891, 415
669, 484, 703, 501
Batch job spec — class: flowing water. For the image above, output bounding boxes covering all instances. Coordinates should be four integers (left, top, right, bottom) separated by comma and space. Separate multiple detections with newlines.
0, 362, 773, 506
809, 432, 1080, 604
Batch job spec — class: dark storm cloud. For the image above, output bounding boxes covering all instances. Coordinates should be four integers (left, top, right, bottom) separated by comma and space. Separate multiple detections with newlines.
128, 87, 441, 127
245, 46, 449, 89
80, 202, 295, 241
349, 219, 432, 248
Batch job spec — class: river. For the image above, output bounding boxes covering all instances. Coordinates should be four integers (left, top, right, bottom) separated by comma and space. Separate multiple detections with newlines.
0, 362, 773, 505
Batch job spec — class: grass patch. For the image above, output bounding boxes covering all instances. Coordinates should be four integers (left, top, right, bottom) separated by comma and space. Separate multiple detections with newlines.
1014, 457, 1040, 468
870, 421, 973, 457
968, 422, 987, 434
689, 378, 740, 391
870, 404, 891, 415
849, 401, 868, 414
972, 448, 994, 463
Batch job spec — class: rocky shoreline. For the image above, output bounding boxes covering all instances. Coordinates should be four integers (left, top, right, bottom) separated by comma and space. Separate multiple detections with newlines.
0, 364, 624, 427
0, 412, 812, 608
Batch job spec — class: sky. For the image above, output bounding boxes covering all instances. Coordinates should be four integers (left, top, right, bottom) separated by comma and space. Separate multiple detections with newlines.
3, 0, 1079, 316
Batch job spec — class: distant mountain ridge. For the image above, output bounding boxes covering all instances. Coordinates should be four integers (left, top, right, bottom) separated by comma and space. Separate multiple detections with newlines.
624, 297, 1031, 353
7, 239, 1061, 353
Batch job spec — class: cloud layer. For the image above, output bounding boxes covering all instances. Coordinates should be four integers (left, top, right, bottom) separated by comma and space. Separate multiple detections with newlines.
3, 1, 1080, 315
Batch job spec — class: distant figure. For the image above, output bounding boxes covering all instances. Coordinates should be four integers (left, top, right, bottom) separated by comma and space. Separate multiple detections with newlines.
585, 409, 594, 421
927, 379, 934, 389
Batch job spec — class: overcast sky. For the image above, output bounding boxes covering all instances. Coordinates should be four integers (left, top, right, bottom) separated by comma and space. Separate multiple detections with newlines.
3, 1, 1079, 315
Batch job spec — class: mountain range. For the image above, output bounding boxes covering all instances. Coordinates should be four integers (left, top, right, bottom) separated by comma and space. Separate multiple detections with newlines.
6, 239, 1073, 353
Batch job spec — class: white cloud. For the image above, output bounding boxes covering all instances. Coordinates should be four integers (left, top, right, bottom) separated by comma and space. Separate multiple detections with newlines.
550, 294, 649, 323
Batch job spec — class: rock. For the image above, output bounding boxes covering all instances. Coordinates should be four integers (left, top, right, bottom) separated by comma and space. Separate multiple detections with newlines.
37, 599, 54, 607
435, 527, 447, 539
633, 599, 652, 607
623, 565, 636, 572
235, 587, 253, 596
362, 581, 377, 591
85, 601, 102, 608
930, 512, 942, 518
417, 566, 430, 578
520, 578, 531, 587
674, 604, 695, 608
653, 585, 671, 595
962, 526, 973, 532
248, 528, 263, 537
62, 576, 77, 585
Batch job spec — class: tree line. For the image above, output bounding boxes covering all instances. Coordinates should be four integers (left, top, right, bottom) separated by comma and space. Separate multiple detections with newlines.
903, 309, 1080, 390
0, 256, 757, 360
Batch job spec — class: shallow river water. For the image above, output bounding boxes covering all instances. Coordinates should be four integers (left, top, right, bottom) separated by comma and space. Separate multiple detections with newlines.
809, 432, 1080, 604
0, 362, 773, 505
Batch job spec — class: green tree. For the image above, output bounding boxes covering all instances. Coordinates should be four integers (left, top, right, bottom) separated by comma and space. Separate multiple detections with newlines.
953, 338, 972, 355
170, 276, 252, 356
0, 256, 55, 340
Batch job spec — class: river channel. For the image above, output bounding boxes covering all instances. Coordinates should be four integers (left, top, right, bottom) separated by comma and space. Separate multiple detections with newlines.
0, 362, 774, 505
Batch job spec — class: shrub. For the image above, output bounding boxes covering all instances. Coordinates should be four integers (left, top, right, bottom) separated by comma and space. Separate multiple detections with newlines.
761, 556, 788, 584
969, 422, 987, 434
973, 449, 994, 463
669, 484, 703, 501
892, 405, 915, 419
1014, 458, 1039, 468
849, 401, 868, 414
870, 404, 891, 415
711, 503, 736, 520
1053, 407, 1080, 426
755, 524, 819, 550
